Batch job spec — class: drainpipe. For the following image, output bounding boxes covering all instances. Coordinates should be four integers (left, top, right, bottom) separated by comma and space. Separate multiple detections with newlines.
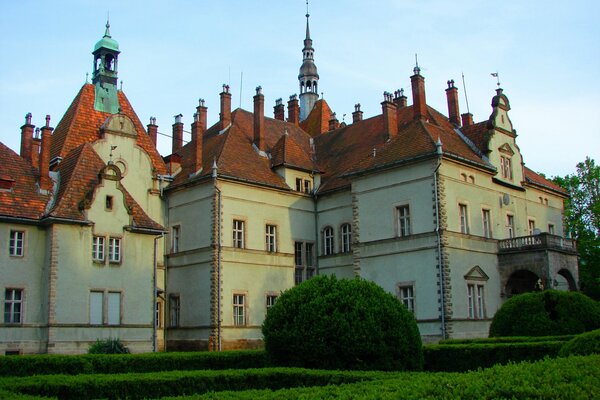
152, 233, 164, 352
433, 139, 446, 339
212, 163, 222, 351
313, 189, 320, 275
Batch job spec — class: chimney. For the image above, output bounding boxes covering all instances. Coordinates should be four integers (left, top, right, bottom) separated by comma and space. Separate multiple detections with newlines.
382, 92, 398, 139
191, 104, 204, 173
253, 86, 266, 152
39, 115, 53, 192
328, 113, 340, 131
461, 113, 473, 127
410, 66, 427, 120
196, 99, 208, 137
172, 114, 183, 153
287, 94, 299, 126
219, 84, 232, 130
147, 117, 158, 146
273, 98, 285, 121
20, 113, 35, 163
393, 89, 408, 109
31, 128, 41, 170
445, 80, 460, 126
352, 104, 363, 123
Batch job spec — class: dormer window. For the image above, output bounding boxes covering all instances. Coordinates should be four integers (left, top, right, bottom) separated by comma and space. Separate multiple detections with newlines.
500, 155, 513, 180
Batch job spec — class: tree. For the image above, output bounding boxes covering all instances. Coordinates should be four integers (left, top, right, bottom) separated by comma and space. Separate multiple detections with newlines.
553, 157, 600, 300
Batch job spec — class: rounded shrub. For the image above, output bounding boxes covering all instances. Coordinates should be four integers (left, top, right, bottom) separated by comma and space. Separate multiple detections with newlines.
489, 290, 600, 337
559, 329, 600, 357
262, 275, 423, 371
88, 338, 130, 354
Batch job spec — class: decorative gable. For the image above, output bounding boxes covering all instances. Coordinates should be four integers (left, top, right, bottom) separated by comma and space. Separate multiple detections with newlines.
498, 143, 514, 156
101, 114, 136, 138
464, 265, 489, 282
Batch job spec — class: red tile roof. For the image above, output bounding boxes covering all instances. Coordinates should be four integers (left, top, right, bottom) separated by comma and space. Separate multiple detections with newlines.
50, 84, 167, 175
524, 167, 567, 195
300, 99, 332, 137
271, 132, 316, 172
0, 142, 51, 220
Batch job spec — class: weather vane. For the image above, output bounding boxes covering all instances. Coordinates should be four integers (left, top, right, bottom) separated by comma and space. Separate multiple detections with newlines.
491, 71, 500, 87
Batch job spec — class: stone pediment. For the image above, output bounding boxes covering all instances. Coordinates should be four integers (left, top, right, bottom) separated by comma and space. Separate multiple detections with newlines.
498, 143, 514, 155
464, 265, 489, 281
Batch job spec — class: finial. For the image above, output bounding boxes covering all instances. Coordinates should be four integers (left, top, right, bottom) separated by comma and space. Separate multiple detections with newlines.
212, 158, 218, 178
85, 72, 89, 83
491, 72, 500, 87
355, 103, 361, 112
306, 0, 309, 18
447, 80, 455, 88
414, 54, 421, 75
45, 115, 51, 128
104, 17, 111, 38
436, 137, 443, 156
119, 80, 123, 91
149, 116, 156, 125
25, 112, 32, 125
256, 85, 262, 95
199, 98, 205, 107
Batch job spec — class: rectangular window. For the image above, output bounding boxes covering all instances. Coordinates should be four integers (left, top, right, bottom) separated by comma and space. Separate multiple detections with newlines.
482, 209, 492, 238
169, 294, 180, 327
171, 225, 180, 253
92, 236, 105, 262
468, 284, 485, 319
266, 294, 277, 311
232, 220, 245, 249
295, 178, 302, 192
459, 204, 469, 234
303, 179, 311, 194
341, 224, 352, 253
4, 289, 23, 324
156, 301, 163, 329
107, 292, 121, 325
108, 237, 121, 263
548, 224, 555, 235
528, 220, 536, 236
294, 242, 315, 285
266, 225, 277, 252
294, 242, 303, 266
233, 294, 246, 326
398, 285, 415, 313
500, 156, 513, 180
105, 195, 113, 210
323, 227, 334, 255
9, 230, 24, 257
506, 215, 515, 238
396, 205, 411, 237
90, 291, 104, 325
476, 285, 485, 319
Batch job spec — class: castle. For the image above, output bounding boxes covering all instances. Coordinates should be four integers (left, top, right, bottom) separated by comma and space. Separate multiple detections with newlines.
1, 15, 577, 354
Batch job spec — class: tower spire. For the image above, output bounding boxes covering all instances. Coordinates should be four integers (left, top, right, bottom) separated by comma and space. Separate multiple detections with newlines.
92, 21, 121, 113
298, 1, 319, 121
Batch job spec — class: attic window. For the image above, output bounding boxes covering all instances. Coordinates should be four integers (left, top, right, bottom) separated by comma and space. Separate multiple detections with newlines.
106, 196, 113, 210
0, 177, 15, 191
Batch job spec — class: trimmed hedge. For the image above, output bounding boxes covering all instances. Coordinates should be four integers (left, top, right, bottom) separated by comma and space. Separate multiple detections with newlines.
489, 290, 600, 337
423, 341, 565, 372
161, 356, 600, 400
559, 329, 600, 357
0, 350, 268, 377
440, 335, 575, 345
0, 368, 374, 400
263, 275, 422, 371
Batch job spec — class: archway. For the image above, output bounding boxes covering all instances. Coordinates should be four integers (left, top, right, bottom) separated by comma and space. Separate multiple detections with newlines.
555, 269, 577, 291
505, 269, 540, 296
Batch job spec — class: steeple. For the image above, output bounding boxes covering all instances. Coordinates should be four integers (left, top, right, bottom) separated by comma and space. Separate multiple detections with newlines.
92, 20, 121, 114
298, 2, 319, 121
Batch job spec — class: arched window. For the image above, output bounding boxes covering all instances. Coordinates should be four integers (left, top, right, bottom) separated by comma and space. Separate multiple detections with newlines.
340, 224, 352, 253
322, 226, 334, 256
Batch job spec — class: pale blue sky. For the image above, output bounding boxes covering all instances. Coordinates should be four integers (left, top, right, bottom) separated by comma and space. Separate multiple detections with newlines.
1, 0, 598, 177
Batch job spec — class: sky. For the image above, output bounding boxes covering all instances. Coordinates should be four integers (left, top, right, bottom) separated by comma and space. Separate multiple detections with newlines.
1, 0, 598, 177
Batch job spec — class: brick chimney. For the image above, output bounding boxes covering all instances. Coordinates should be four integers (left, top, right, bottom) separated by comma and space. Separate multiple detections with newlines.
219, 84, 232, 131
147, 117, 158, 146
20, 113, 34, 163
191, 101, 206, 173
172, 114, 184, 153
445, 80, 460, 126
287, 94, 299, 126
273, 98, 285, 121
382, 92, 398, 140
393, 89, 408, 109
39, 115, 53, 193
253, 86, 266, 152
31, 128, 41, 170
328, 112, 340, 131
352, 104, 363, 123
411, 67, 427, 121
461, 113, 473, 127
196, 99, 207, 137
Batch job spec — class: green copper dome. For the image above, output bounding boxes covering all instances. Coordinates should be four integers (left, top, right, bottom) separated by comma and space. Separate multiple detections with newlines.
93, 22, 120, 53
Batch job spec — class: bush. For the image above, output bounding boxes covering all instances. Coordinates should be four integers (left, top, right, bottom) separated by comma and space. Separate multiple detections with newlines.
559, 329, 600, 357
489, 290, 600, 337
440, 335, 575, 345
88, 338, 130, 354
262, 275, 422, 371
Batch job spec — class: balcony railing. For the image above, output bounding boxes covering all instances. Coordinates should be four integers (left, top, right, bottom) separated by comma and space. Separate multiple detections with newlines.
498, 233, 577, 254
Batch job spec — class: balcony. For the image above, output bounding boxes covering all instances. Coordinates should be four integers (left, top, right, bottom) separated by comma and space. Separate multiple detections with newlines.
498, 233, 577, 254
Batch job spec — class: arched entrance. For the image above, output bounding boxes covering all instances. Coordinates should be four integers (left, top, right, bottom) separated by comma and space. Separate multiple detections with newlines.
554, 269, 577, 291
505, 269, 540, 296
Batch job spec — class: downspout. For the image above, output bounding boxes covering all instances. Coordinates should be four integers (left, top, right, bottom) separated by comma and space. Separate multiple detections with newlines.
313, 191, 319, 275
212, 163, 222, 351
433, 139, 446, 339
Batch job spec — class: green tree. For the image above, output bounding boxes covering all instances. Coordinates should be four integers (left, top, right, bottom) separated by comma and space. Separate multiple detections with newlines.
553, 157, 600, 300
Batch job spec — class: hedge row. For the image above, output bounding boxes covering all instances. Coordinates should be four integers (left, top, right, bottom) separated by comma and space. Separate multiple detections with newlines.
0, 350, 268, 377
161, 355, 600, 400
439, 335, 575, 345
423, 341, 566, 372
0, 368, 374, 400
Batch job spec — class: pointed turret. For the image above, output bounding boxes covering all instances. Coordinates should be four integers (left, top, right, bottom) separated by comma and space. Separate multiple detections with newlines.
298, 7, 319, 121
92, 21, 121, 114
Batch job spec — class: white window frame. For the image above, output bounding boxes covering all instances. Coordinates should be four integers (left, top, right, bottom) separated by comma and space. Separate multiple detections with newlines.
294, 241, 315, 285
9, 230, 25, 257
108, 237, 122, 263
528, 219, 536, 236
322, 226, 334, 255
467, 283, 486, 319
90, 291, 104, 325
107, 291, 121, 325
396, 205, 411, 237
482, 209, 492, 239
340, 223, 352, 253
233, 293, 246, 326
4, 288, 24, 324
266, 294, 277, 311
459, 203, 469, 234
500, 155, 513, 180
92, 236, 105, 262
232, 219, 245, 249
169, 294, 180, 327
506, 214, 515, 238
171, 225, 180, 253
397, 284, 415, 313
265, 224, 277, 252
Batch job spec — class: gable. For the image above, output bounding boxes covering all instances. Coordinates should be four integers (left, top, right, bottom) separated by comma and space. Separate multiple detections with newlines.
464, 265, 489, 281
